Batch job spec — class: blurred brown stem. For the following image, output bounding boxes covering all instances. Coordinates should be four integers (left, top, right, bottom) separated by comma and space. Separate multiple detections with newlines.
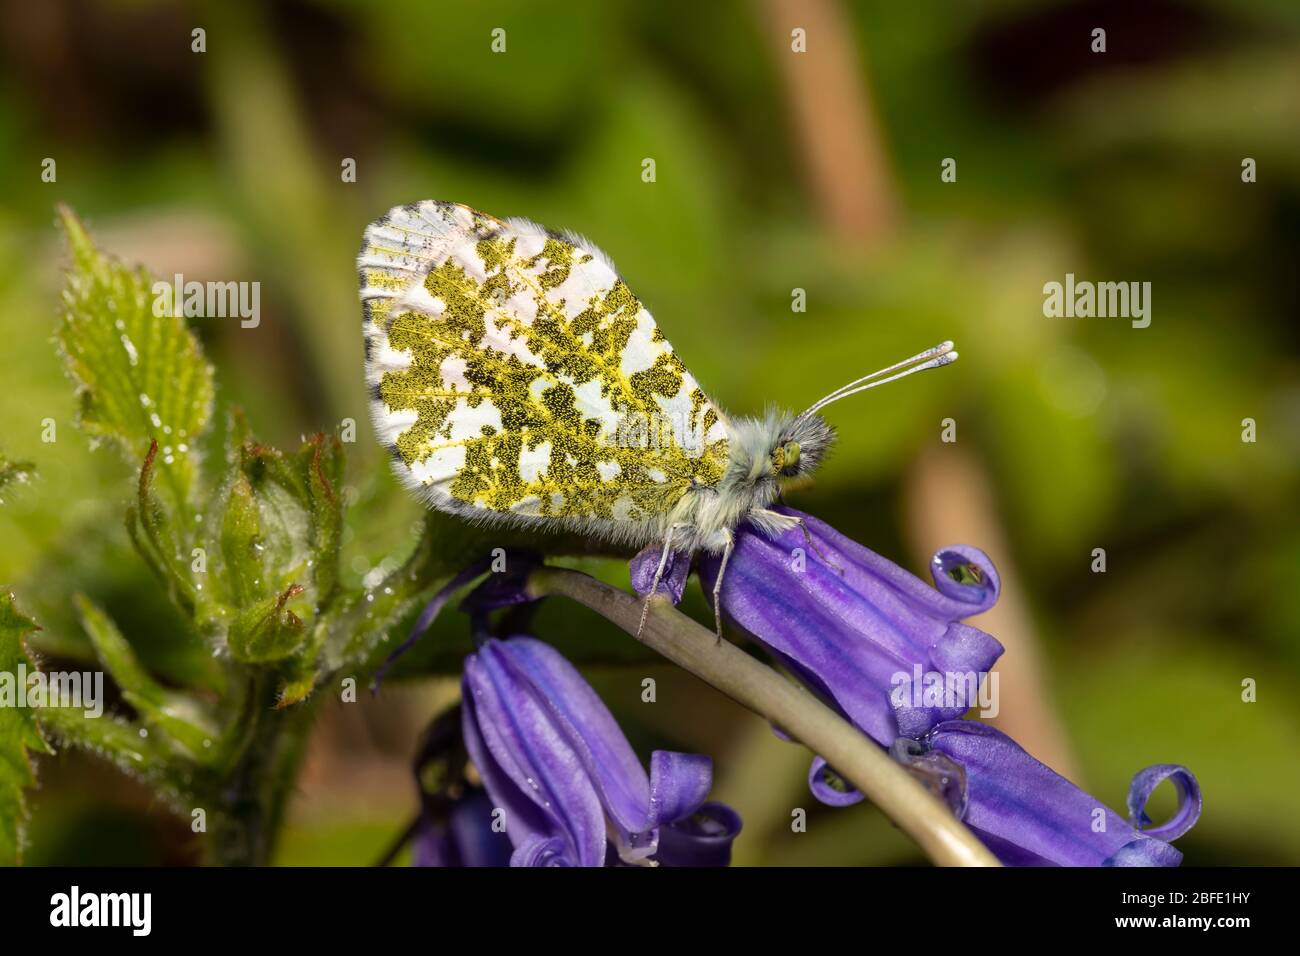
758, 0, 899, 245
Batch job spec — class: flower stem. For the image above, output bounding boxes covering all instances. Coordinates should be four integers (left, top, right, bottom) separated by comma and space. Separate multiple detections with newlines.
530, 566, 1000, 868
208, 672, 316, 865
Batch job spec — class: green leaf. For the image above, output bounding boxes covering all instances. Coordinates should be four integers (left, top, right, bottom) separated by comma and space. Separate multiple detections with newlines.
275, 643, 322, 708
209, 469, 309, 663
36, 706, 193, 806
265, 434, 344, 705
0, 593, 52, 865
126, 440, 199, 612
218, 470, 270, 610
196, 434, 343, 680
301, 433, 344, 610
228, 584, 307, 663
55, 206, 214, 517
73, 594, 216, 759
242, 445, 317, 578
326, 512, 480, 674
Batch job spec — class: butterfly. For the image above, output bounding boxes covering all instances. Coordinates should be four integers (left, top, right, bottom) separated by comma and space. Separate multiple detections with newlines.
358, 201, 957, 633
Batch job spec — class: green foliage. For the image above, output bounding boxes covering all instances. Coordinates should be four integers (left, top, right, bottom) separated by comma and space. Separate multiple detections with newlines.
36, 706, 192, 803
5, 210, 479, 863
0, 1, 1295, 866
73, 594, 215, 759
56, 206, 214, 517
205, 435, 344, 666
0, 594, 52, 865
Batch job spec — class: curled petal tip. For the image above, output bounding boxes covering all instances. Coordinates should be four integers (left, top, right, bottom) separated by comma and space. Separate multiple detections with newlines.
808, 756, 865, 807
931, 546, 1000, 613
1128, 764, 1202, 843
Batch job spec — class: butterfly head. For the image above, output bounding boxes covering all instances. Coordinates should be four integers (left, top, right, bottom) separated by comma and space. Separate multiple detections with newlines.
771, 413, 834, 479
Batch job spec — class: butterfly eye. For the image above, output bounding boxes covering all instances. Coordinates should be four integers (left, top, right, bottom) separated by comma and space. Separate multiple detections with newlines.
775, 441, 801, 473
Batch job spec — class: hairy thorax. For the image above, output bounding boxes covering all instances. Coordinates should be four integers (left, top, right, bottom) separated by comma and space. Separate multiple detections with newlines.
648, 410, 831, 554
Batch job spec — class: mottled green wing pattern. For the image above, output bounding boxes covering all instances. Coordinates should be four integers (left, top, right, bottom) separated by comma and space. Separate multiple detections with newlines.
358, 201, 730, 537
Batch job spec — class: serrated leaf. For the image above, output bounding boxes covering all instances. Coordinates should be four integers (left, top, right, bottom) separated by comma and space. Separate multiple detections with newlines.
56, 206, 214, 516
0, 593, 52, 865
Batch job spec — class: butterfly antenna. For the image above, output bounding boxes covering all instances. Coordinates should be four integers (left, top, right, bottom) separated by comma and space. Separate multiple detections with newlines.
797, 341, 957, 419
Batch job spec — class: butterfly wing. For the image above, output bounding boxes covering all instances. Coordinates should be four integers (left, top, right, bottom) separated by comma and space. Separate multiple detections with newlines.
359, 201, 730, 542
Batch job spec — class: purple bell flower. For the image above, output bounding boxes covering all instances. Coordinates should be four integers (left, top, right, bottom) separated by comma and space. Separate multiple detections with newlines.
633, 506, 1003, 792
412, 787, 514, 867
608, 802, 745, 867
901, 720, 1202, 866
462, 635, 741, 866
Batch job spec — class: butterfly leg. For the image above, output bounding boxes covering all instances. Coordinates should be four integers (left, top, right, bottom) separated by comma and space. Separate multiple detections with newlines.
753, 508, 843, 574
710, 530, 734, 642
797, 518, 843, 575
637, 523, 683, 640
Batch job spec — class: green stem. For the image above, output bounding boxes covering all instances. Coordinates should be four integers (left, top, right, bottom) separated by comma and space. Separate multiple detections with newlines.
207, 671, 316, 865
530, 566, 1000, 868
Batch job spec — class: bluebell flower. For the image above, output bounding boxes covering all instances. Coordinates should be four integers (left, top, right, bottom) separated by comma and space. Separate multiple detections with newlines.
632, 505, 1003, 802
897, 720, 1202, 866
656, 802, 745, 866
462, 635, 741, 866
412, 787, 513, 867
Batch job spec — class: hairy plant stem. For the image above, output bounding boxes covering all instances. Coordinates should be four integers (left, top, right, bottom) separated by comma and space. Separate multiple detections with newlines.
530, 566, 1000, 868
208, 670, 316, 865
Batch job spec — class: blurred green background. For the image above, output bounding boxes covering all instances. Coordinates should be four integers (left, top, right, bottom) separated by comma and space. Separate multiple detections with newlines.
1, 0, 1297, 865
